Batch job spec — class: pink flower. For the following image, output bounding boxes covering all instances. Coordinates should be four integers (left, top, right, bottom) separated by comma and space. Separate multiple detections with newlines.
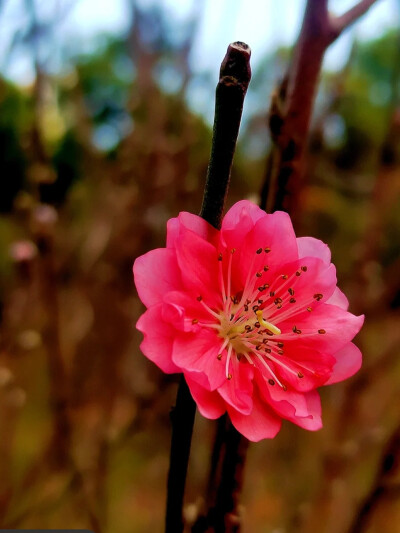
133, 200, 364, 442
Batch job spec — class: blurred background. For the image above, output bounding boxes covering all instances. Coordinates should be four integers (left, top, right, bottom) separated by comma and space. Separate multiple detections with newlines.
0, 0, 400, 532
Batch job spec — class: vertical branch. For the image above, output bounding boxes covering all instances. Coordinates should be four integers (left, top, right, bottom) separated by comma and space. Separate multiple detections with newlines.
262, 0, 380, 224
212, 417, 250, 533
166, 42, 251, 533
33, 205, 71, 468
200, 41, 252, 228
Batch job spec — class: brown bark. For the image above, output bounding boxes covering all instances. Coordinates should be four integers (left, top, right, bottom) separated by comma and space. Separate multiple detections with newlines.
262, 0, 380, 226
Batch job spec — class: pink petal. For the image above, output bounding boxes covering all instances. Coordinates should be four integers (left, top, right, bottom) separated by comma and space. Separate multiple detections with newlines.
267, 257, 337, 326
325, 342, 362, 385
255, 349, 334, 393
222, 200, 266, 230
261, 382, 322, 431
297, 237, 331, 264
161, 291, 212, 333
217, 360, 254, 415
237, 211, 299, 286
133, 248, 182, 308
136, 304, 181, 374
185, 376, 226, 419
172, 330, 226, 391
279, 305, 364, 355
227, 389, 282, 442
167, 212, 219, 249
174, 225, 220, 307
326, 287, 349, 310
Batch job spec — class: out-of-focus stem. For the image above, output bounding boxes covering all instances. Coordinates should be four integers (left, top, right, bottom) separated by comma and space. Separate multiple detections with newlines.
166, 42, 251, 533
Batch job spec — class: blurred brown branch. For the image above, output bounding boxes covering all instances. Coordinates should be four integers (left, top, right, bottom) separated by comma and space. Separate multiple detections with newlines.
261, 0, 381, 225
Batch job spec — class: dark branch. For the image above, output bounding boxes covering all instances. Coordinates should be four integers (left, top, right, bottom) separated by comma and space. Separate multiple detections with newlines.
165, 377, 197, 533
166, 42, 251, 533
200, 41, 251, 229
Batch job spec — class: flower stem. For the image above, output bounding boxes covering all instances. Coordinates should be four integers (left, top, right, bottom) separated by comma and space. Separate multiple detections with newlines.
165, 42, 251, 533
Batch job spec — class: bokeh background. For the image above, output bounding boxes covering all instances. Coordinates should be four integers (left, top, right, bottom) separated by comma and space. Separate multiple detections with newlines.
0, 1, 400, 532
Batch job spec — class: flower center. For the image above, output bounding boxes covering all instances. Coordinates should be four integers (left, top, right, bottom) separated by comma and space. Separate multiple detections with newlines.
195, 246, 327, 389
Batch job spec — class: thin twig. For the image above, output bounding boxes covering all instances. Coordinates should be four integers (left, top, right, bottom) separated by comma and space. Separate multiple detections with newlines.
165, 42, 252, 533
330, 0, 381, 41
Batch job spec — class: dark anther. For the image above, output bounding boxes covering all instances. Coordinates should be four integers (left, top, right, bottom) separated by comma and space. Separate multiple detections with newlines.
289, 298, 296, 304
256, 271, 262, 278
256, 248, 262, 254
218, 253, 223, 261
301, 266, 308, 272
264, 247, 271, 253
231, 248, 236, 254
318, 329, 326, 334
277, 350, 284, 355
265, 348, 271, 353
244, 305, 249, 311
307, 307, 312, 312
277, 342, 284, 348
263, 265, 269, 271
268, 379, 275, 385
254, 322, 260, 328
258, 299, 263, 304
256, 344, 262, 350
288, 288, 295, 295
281, 274, 288, 280
298, 372, 304, 378
295, 270, 301, 276
282, 384, 288, 391
292, 326, 302, 334
252, 305, 259, 311
196, 295, 203, 301
230, 314, 234, 320
192, 319, 198, 324
313, 293, 323, 301
217, 354, 222, 360
270, 291, 275, 297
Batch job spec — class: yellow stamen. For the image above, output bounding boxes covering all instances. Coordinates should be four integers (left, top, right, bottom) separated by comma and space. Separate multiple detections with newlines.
256, 310, 281, 335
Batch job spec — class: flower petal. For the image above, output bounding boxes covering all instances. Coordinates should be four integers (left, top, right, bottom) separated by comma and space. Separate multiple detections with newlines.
185, 376, 226, 419
174, 225, 220, 307
134, 248, 182, 308
297, 236, 331, 264
279, 305, 364, 355
325, 342, 362, 385
217, 360, 254, 415
227, 389, 282, 442
222, 200, 266, 230
261, 382, 322, 431
161, 291, 212, 333
172, 330, 226, 390
326, 287, 349, 310
136, 304, 181, 373
167, 212, 219, 249
236, 211, 299, 286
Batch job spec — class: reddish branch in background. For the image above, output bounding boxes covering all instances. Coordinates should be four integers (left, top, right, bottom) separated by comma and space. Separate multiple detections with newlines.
261, 0, 381, 225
